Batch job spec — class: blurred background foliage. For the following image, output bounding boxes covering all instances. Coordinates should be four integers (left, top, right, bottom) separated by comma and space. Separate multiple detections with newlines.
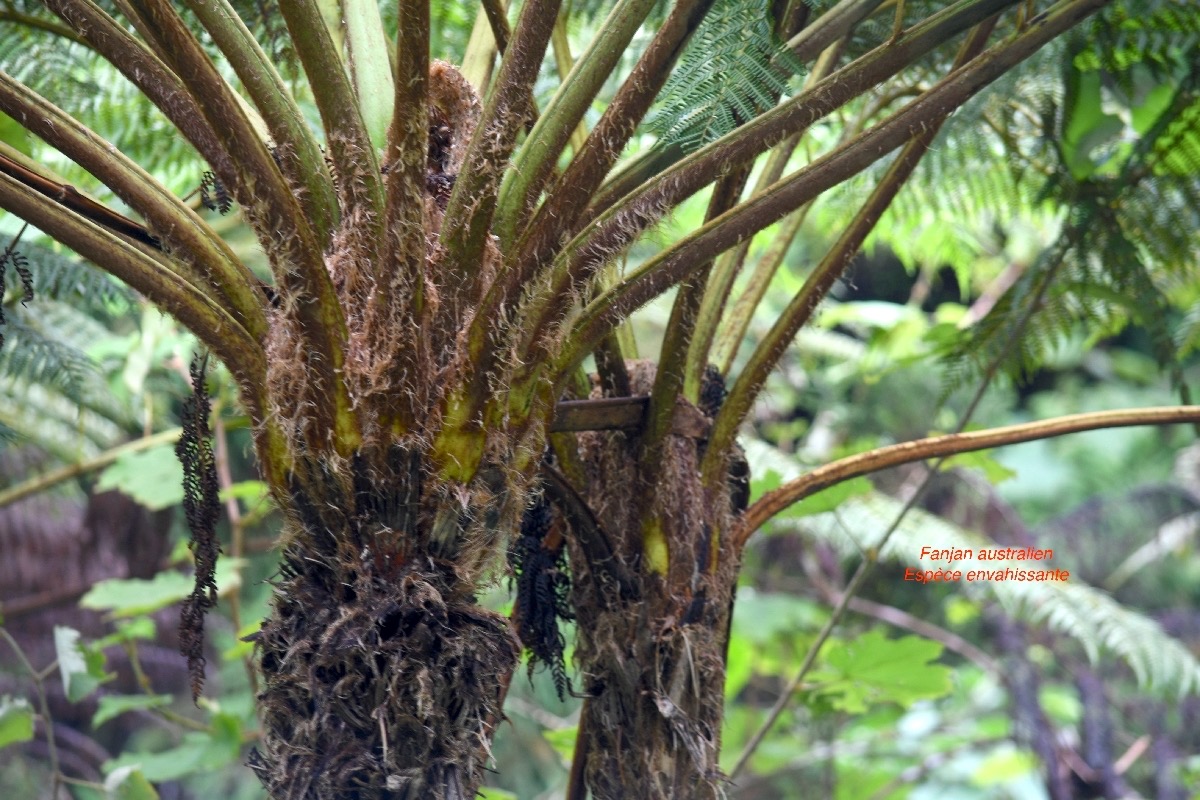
1, 0, 1198, 798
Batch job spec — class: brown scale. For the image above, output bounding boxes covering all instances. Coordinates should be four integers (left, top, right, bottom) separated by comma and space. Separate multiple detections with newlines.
425, 110, 457, 208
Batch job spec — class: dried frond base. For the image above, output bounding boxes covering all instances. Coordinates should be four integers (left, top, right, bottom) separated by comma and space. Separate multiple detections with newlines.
251, 541, 519, 800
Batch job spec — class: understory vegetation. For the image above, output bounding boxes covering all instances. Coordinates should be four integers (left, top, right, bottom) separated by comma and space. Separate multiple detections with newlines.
0, 1, 1198, 798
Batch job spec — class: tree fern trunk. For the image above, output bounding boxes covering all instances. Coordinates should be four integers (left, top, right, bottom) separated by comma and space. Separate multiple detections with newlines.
247, 456, 521, 800
569, 364, 743, 799
571, 575, 736, 799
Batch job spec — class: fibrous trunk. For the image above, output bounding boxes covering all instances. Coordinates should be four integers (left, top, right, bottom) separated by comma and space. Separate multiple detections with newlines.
242, 62, 534, 799
569, 363, 745, 799
249, 451, 522, 800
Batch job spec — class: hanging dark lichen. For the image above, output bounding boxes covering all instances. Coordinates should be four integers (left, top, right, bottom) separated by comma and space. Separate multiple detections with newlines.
697, 363, 727, 419
199, 170, 233, 214
176, 351, 222, 701
0, 224, 34, 350
698, 364, 751, 514
509, 490, 574, 700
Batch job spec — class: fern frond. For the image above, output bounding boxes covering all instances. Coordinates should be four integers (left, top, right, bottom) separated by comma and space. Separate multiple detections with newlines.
649, 0, 804, 152
0, 299, 141, 445
822, 4, 1199, 397
1081, 0, 1200, 75
810, 41, 1069, 291
0, 313, 97, 396
838, 0, 950, 61
0, 21, 208, 197
787, 488, 1200, 697
934, 43, 1200, 391
225, 0, 302, 79
999, 580, 1200, 694
4, 241, 134, 315
0, 380, 126, 460
0, 226, 31, 347
0, 21, 97, 100
1176, 298, 1200, 357
939, 238, 1075, 391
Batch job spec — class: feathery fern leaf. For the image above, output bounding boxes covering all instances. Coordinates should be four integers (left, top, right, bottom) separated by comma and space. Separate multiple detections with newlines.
649, 0, 804, 152
5, 241, 134, 314
0, 418, 18, 446
999, 580, 1200, 695
0, 313, 97, 396
1, 243, 141, 452
935, 29, 1200, 391
0, 374, 128, 458
786, 488, 1200, 697
0, 22, 207, 196
818, 3, 1200, 396
225, 0, 302, 79
1080, 0, 1200, 75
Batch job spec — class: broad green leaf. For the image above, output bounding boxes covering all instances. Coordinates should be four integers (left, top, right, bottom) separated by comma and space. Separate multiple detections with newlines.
724, 632, 754, 699
104, 726, 241, 782
0, 696, 34, 749
941, 449, 1017, 485
971, 747, 1038, 785
478, 789, 519, 800
786, 477, 873, 517
81, 559, 246, 618
807, 629, 952, 714
1038, 684, 1082, 725
104, 765, 159, 800
54, 626, 86, 693
541, 726, 578, 763
96, 445, 184, 510
749, 467, 784, 506
0, 111, 31, 155
54, 626, 112, 701
82, 572, 192, 617
120, 309, 181, 396
1062, 68, 1124, 180
833, 763, 901, 800
817, 301, 923, 332
1130, 80, 1176, 135
115, 617, 157, 642
209, 709, 244, 751
944, 596, 981, 627
746, 441, 873, 519
219, 479, 269, 503
223, 621, 261, 661
731, 590, 822, 644
93, 694, 174, 728
95, 617, 157, 650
